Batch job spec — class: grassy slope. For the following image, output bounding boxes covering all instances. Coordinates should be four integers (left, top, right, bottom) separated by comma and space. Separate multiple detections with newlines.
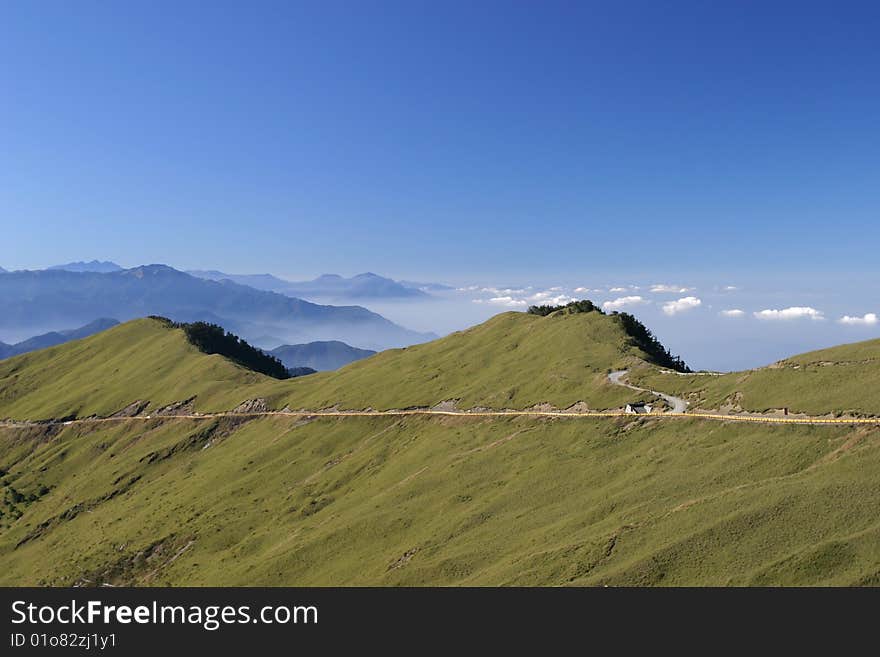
3, 315, 880, 585
1, 414, 879, 586
0, 312, 654, 420
630, 338, 880, 417
274, 311, 654, 411
0, 319, 273, 419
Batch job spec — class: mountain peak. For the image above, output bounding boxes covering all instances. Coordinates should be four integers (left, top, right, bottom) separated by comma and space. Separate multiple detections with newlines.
122, 264, 183, 277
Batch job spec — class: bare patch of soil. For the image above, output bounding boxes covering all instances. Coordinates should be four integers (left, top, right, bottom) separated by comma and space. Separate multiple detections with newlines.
388, 548, 418, 570
233, 398, 268, 414
111, 400, 149, 417
154, 397, 196, 416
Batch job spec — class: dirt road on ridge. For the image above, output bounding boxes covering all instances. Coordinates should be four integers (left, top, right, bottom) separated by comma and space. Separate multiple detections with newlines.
608, 370, 689, 413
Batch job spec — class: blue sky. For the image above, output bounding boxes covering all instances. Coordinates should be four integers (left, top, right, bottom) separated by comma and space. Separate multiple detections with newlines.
1, 1, 878, 367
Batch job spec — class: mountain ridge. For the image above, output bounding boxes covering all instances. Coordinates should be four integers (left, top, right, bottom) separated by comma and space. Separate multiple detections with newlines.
0, 265, 433, 350
0, 309, 684, 420
47, 260, 123, 273
188, 269, 428, 300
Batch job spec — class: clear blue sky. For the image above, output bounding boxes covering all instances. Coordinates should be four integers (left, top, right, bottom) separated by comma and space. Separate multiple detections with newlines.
1, 0, 878, 284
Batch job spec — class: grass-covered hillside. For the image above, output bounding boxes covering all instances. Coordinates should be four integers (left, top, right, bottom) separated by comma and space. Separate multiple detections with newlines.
2, 312, 880, 585
0, 319, 273, 420
2, 414, 879, 586
0, 310, 665, 420
630, 337, 880, 417
275, 310, 661, 411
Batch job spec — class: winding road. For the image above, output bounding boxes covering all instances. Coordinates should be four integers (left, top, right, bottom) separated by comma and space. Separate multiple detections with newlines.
608, 370, 689, 413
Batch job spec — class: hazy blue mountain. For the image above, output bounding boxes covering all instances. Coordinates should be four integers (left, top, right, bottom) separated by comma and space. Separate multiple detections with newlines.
0, 265, 433, 350
48, 260, 123, 273
268, 340, 377, 371
287, 366, 318, 378
188, 270, 427, 300
0, 318, 120, 360
0, 266, 6, 273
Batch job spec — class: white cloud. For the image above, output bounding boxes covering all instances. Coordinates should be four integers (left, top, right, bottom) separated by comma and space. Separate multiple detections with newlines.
650, 284, 694, 294
839, 313, 878, 326
722, 285, 738, 292
754, 307, 825, 321
528, 291, 576, 306
602, 296, 647, 312
471, 286, 578, 309
662, 296, 702, 316
474, 296, 528, 308
480, 286, 529, 295
609, 286, 629, 293
573, 287, 590, 293
720, 309, 745, 317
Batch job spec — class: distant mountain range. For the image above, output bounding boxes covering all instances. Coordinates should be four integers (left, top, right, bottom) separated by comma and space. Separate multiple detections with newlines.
0, 265, 433, 350
188, 270, 434, 300
7, 265, 456, 297
267, 340, 377, 371
48, 260, 123, 273
0, 318, 119, 360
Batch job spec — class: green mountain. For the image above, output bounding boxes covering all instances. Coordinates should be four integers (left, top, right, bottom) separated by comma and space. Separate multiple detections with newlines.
270, 308, 663, 412
0, 309, 663, 421
1, 310, 880, 586
0, 318, 271, 420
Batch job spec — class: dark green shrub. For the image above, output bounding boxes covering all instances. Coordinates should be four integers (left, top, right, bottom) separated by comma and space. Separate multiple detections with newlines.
152, 317, 289, 379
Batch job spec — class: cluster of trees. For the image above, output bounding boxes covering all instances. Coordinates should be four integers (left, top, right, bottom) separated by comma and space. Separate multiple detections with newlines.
150, 317, 290, 379
527, 300, 604, 316
613, 312, 691, 373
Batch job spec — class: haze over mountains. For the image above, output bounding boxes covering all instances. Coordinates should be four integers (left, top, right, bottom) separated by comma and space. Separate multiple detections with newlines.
0, 318, 119, 361
0, 264, 434, 350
